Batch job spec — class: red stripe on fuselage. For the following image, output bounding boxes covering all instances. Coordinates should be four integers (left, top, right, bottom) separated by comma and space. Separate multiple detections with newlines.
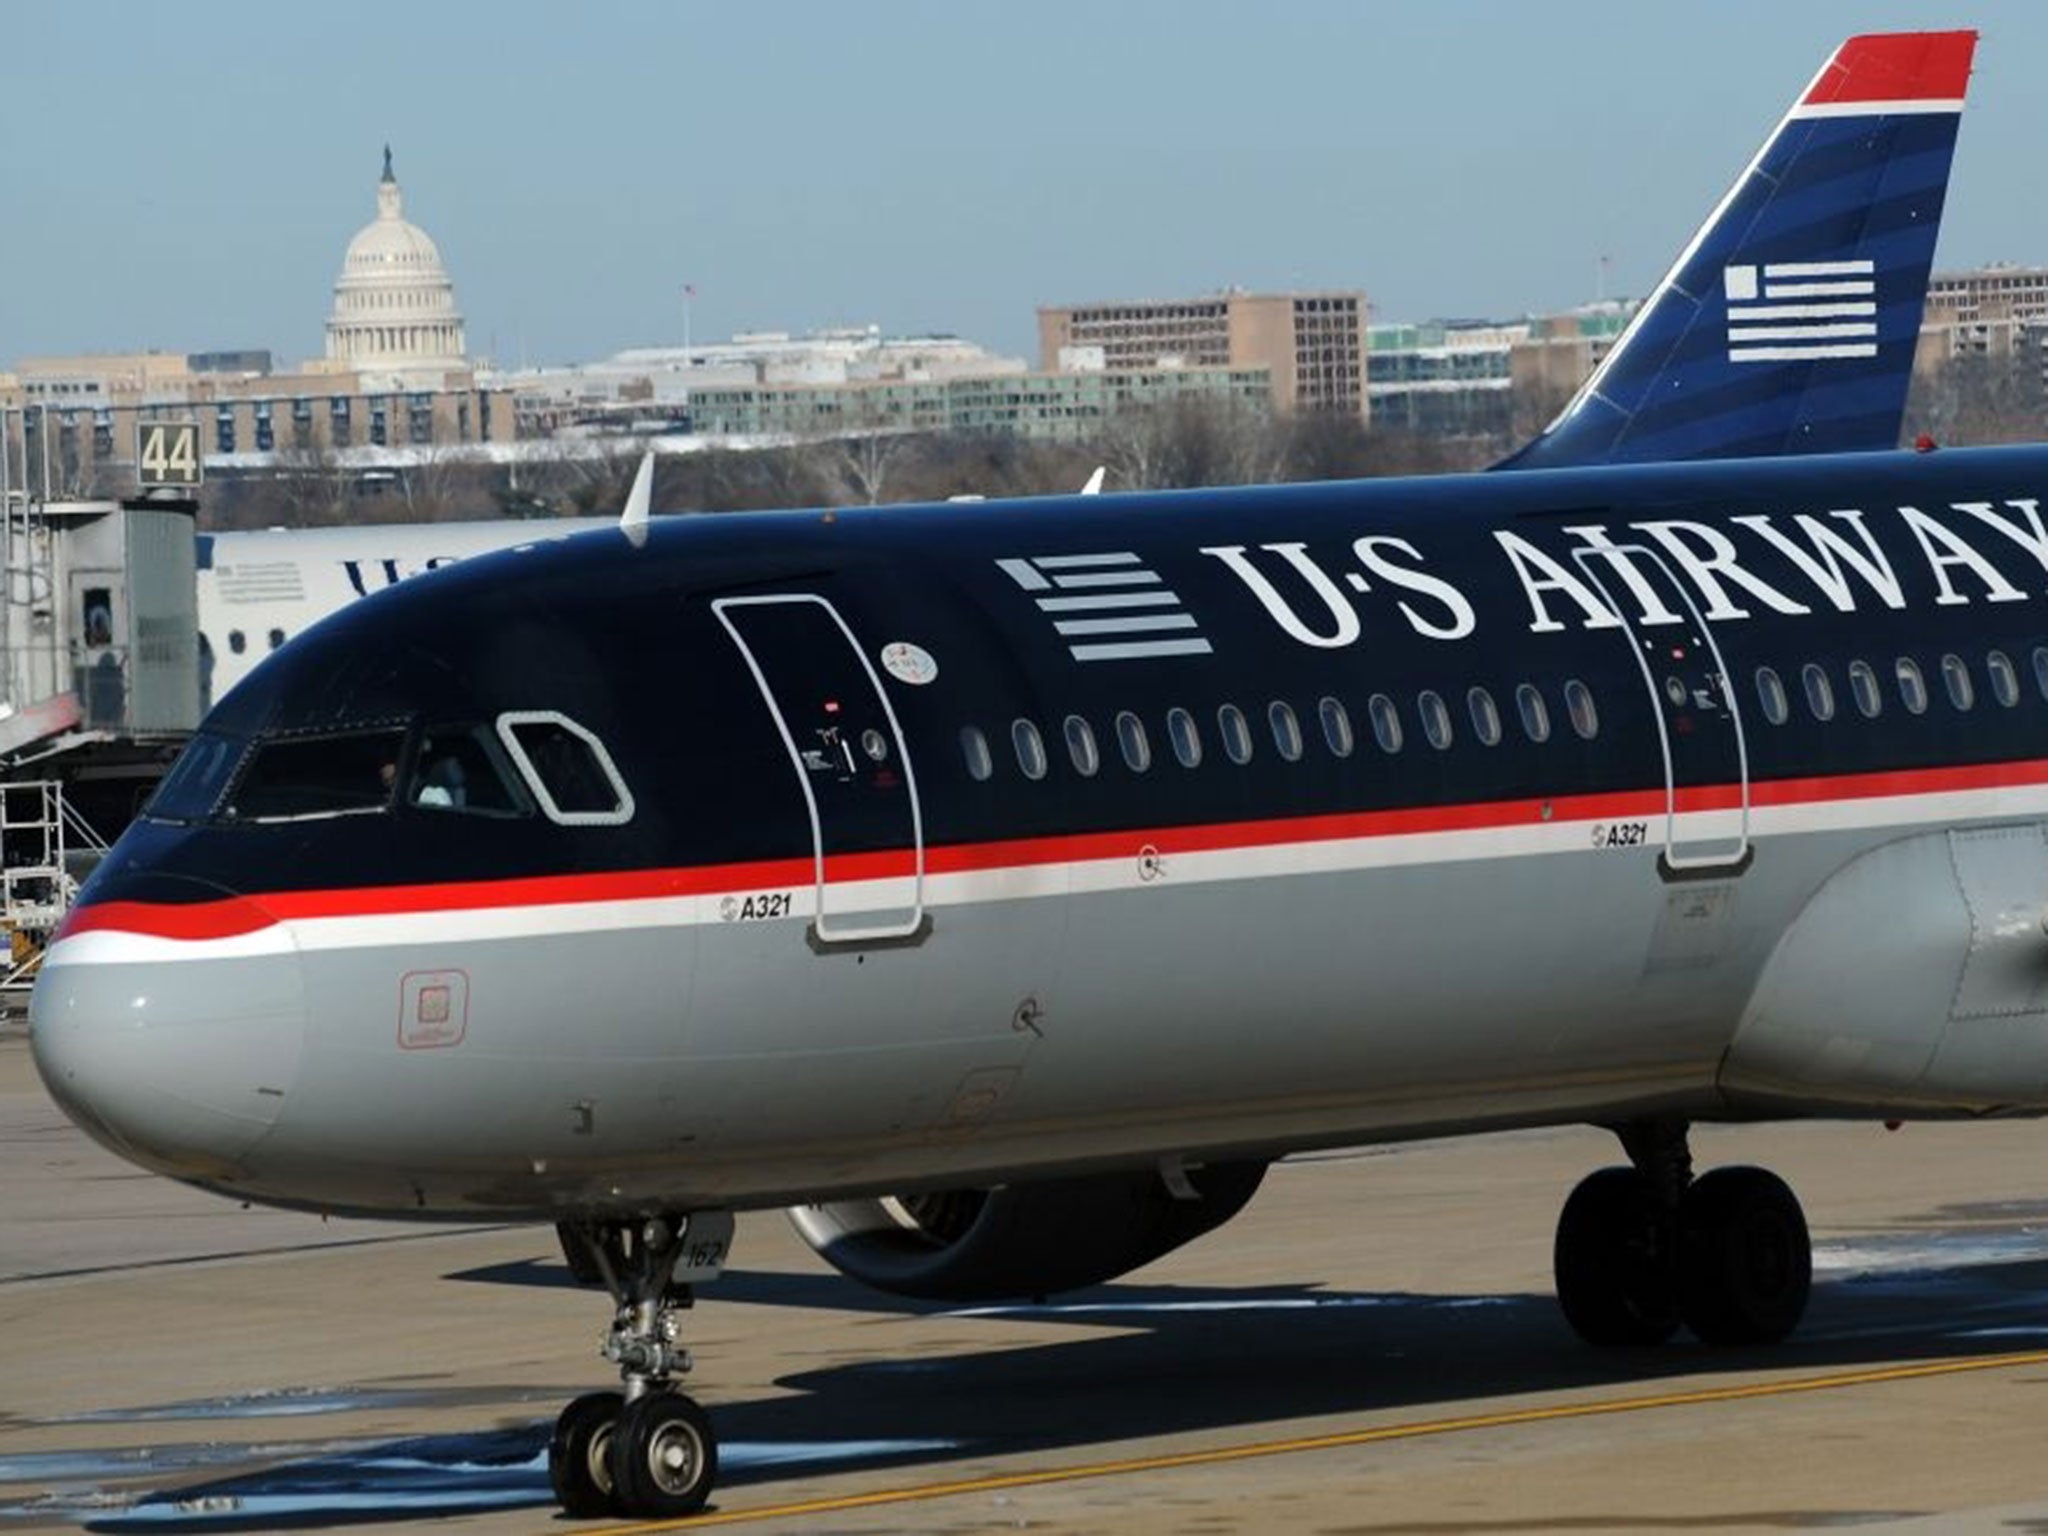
60, 756, 2048, 944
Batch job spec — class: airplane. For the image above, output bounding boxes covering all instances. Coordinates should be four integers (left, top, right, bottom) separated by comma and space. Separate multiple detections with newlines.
26, 28, 2004, 1524
1501, 27, 1970, 468
200, 513, 602, 701
191, 22, 1972, 706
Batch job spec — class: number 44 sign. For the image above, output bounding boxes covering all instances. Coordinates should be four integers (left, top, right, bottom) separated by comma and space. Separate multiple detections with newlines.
137, 422, 202, 487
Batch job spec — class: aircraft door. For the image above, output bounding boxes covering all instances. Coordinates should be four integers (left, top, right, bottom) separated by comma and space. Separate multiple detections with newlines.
1572, 545, 1750, 874
713, 594, 926, 944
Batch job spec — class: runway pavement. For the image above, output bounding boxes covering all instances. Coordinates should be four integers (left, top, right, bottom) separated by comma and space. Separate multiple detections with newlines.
10, 1021, 2048, 1533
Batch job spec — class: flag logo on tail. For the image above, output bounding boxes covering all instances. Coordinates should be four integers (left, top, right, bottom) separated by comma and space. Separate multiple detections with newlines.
996, 553, 1213, 662
1724, 262, 1878, 363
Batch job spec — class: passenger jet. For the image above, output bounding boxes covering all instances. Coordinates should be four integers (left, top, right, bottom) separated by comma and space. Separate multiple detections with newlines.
28, 30, 2003, 1521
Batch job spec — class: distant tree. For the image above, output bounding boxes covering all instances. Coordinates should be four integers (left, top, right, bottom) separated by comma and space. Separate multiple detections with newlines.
1101, 397, 1288, 491
395, 446, 492, 523
830, 410, 915, 507
1282, 409, 1376, 483
1509, 375, 1580, 448
1904, 351, 2042, 448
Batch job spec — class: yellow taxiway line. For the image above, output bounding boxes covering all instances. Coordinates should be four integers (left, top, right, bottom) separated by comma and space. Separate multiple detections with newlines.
592, 1348, 2048, 1533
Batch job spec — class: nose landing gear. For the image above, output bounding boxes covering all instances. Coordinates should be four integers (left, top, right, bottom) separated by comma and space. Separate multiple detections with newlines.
549, 1211, 733, 1519
1554, 1120, 1812, 1348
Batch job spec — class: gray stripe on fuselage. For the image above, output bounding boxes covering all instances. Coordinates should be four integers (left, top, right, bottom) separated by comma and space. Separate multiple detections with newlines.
1037, 592, 1184, 612
1054, 615, 1202, 637
1069, 638, 1215, 661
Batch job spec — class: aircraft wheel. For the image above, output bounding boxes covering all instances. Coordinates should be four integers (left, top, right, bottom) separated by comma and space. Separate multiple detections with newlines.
548, 1390, 623, 1517
1554, 1166, 1680, 1346
610, 1390, 718, 1518
1680, 1166, 1811, 1345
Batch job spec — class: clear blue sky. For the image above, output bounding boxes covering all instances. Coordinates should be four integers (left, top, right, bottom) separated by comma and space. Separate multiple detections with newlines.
3, 2, 2042, 369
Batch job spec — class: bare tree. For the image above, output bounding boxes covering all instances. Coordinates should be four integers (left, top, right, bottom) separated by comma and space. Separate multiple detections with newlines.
227, 444, 351, 528
1100, 397, 1289, 491
1283, 409, 1375, 483
834, 427, 910, 506
1509, 375, 1580, 447
396, 446, 491, 522
511, 437, 645, 519
1904, 350, 2041, 447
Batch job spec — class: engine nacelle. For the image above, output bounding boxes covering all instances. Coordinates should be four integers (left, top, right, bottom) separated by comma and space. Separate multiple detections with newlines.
1724, 825, 2048, 1114
788, 1161, 1268, 1301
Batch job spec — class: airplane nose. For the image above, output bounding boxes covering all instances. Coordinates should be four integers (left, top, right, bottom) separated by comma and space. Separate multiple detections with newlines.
29, 891, 306, 1179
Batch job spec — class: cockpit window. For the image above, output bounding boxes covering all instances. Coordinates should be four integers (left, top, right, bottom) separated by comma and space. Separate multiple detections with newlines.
144, 730, 246, 822
407, 725, 531, 816
496, 712, 634, 825
225, 727, 407, 821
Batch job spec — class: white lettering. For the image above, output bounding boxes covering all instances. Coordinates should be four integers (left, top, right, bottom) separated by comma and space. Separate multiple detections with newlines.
1199, 542, 1361, 648
1631, 520, 1811, 619
1352, 535, 1476, 640
1492, 530, 1620, 633
1729, 511, 1905, 612
1955, 499, 2048, 586
1897, 505, 2029, 606
1560, 525, 1683, 625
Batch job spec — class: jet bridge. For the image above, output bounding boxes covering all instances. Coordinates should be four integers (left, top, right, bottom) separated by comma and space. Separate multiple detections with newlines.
0, 462, 201, 985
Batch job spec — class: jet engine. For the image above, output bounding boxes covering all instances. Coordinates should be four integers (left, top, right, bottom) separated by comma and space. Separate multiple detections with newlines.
787, 1161, 1268, 1302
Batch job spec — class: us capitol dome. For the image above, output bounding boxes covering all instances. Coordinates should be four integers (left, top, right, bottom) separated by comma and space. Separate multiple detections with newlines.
323, 147, 468, 388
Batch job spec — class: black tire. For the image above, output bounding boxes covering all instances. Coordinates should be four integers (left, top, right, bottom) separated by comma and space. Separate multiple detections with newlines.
1554, 1166, 1680, 1346
610, 1391, 718, 1519
548, 1390, 624, 1518
1680, 1165, 1811, 1345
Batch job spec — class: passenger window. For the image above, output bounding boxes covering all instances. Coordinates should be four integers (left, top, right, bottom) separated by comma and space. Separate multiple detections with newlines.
267, 628, 287, 652
1116, 711, 1152, 772
1368, 693, 1403, 753
145, 730, 245, 822
1942, 653, 1974, 711
227, 726, 407, 821
497, 713, 634, 824
228, 629, 247, 655
1467, 686, 1501, 746
1801, 663, 1835, 722
2034, 646, 2048, 703
1319, 697, 1353, 758
1755, 667, 1789, 725
1269, 701, 1303, 761
1896, 658, 1928, 715
1167, 706, 1202, 768
1564, 679, 1599, 740
1848, 660, 1883, 718
960, 726, 994, 782
1064, 714, 1100, 777
1987, 650, 2020, 708
1418, 690, 1453, 750
1013, 719, 1047, 780
1218, 704, 1253, 765
408, 725, 530, 815
1515, 683, 1550, 743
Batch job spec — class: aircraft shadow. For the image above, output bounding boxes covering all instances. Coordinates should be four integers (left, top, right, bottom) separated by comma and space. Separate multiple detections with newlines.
74, 1250, 2048, 1531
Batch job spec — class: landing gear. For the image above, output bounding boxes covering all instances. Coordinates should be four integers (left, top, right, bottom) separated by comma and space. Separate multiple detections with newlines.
548, 1391, 623, 1517
612, 1392, 718, 1517
549, 1211, 734, 1519
1553, 1121, 1811, 1349
1679, 1165, 1811, 1344
1554, 1166, 1679, 1345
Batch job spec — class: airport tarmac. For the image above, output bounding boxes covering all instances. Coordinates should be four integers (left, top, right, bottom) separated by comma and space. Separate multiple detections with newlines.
12, 1021, 2048, 1536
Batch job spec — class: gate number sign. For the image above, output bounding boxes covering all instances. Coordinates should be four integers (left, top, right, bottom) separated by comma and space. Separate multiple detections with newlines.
137, 422, 202, 487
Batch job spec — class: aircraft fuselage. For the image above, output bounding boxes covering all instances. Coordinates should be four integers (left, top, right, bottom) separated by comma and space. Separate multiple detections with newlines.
33, 446, 2048, 1220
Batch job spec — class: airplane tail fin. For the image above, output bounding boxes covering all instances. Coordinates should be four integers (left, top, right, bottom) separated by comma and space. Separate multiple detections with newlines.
1497, 30, 1975, 471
